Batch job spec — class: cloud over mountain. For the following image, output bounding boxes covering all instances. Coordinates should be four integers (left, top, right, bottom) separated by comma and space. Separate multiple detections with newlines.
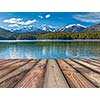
8, 24, 20, 27
3, 18, 22, 24
3, 18, 37, 28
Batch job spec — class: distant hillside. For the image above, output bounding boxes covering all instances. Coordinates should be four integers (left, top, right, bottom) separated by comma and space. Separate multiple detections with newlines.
0, 27, 17, 40
37, 31, 100, 40
85, 23, 100, 31
0, 27, 13, 34
0, 23, 100, 40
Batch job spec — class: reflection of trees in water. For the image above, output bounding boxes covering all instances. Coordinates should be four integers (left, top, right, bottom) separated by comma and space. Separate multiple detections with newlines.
90, 48, 100, 55
0, 43, 9, 52
0, 43, 13, 58
65, 42, 100, 57
0, 42, 100, 58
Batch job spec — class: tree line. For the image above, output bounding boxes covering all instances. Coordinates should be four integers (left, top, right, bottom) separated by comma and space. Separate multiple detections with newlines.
0, 31, 100, 40
37, 31, 100, 39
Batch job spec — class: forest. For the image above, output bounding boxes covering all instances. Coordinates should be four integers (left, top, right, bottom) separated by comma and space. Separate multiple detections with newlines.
0, 31, 100, 40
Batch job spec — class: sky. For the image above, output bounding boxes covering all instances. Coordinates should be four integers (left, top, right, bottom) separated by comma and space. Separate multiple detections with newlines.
0, 12, 100, 30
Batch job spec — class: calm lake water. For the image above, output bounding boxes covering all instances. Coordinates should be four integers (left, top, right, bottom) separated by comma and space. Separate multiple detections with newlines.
0, 40, 100, 59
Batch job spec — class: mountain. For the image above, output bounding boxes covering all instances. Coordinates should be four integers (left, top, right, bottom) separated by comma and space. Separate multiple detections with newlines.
41, 25, 57, 32
59, 24, 87, 32
11, 26, 45, 33
11, 25, 58, 33
0, 24, 100, 40
0, 27, 16, 39
11, 24, 89, 33
0, 27, 13, 34
85, 23, 100, 31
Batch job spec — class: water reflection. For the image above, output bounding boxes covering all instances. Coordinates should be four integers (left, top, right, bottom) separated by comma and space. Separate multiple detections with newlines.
0, 42, 100, 59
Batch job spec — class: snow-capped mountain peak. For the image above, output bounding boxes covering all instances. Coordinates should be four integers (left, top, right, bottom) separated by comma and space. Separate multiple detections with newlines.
65, 24, 86, 28
60, 24, 87, 32
11, 24, 87, 33
41, 25, 57, 32
42, 27, 46, 31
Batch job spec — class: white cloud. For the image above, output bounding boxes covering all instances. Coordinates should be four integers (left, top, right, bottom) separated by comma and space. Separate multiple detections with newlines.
39, 14, 51, 19
17, 21, 24, 25
8, 24, 20, 27
45, 14, 51, 18
3, 18, 37, 28
3, 18, 22, 24
39, 15, 43, 19
73, 12, 100, 23
21, 19, 37, 25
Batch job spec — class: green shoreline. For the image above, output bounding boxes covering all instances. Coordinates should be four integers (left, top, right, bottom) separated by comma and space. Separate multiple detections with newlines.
0, 31, 100, 40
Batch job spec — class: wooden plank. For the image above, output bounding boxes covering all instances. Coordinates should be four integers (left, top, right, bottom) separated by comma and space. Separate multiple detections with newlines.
43, 60, 69, 88
0, 59, 11, 62
81, 59, 100, 67
0, 59, 31, 79
0, 72, 28, 88
0, 59, 21, 70
65, 59, 100, 87
92, 58, 100, 62
57, 60, 96, 88
0, 59, 99, 88
0, 59, 12, 65
15, 60, 47, 88
0, 59, 18, 65
0, 59, 29, 70
91, 59, 100, 64
0, 60, 38, 87
73, 59, 100, 73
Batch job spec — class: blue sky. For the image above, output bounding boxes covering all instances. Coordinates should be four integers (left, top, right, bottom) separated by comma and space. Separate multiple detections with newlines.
0, 12, 100, 30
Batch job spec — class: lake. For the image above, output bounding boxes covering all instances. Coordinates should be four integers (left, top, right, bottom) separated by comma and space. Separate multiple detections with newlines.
0, 40, 100, 59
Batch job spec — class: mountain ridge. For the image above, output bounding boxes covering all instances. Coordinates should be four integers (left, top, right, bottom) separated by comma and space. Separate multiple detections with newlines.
0, 27, 14, 34
10, 24, 87, 33
1, 23, 100, 34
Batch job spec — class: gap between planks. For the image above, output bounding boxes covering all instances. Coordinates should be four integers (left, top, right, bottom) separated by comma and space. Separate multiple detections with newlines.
0, 59, 99, 88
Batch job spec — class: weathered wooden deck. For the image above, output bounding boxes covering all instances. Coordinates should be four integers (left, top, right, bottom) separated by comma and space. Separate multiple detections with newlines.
0, 59, 100, 88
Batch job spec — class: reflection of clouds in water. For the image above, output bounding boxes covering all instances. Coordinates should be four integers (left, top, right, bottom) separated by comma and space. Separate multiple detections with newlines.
25, 50, 33, 59
49, 46, 52, 55
42, 46, 46, 55
0, 42, 100, 59
65, 46, 69, 56
9, 45, 17, 58
23, 47, 36, 59
65, 46, 86, 58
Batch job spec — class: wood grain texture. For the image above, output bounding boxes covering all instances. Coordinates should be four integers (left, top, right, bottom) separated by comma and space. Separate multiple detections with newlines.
43, 60, 69, 88
0, 60, 31, 79
65, 59, 100, 87
0, 59, 99, 88
81, 59, 100, 67
0, 60, 38, 87
89, 59, 100, 64
15, 60, 46, 88
73, 59, 100, 73
57, 60, 96, 88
